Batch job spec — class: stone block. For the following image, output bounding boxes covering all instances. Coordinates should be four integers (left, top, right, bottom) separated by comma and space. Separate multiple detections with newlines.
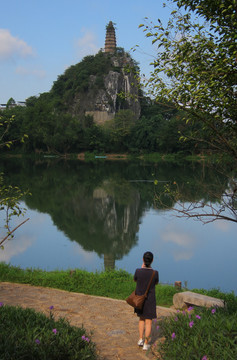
173, 291, 225, 309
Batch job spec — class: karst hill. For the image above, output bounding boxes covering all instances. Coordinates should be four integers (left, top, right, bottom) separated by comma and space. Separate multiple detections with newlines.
50, 22, 141, 124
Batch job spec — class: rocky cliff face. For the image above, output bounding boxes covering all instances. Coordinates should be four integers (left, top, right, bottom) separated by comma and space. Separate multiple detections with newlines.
70, 53, 141, 124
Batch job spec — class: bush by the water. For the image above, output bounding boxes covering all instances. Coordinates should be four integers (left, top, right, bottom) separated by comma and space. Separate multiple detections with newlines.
0, 304, 96, 360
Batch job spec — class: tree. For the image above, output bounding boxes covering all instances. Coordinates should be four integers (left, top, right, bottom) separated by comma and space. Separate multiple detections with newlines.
109, 110, 136, 151
140, 0, 236, 158
0, 115, 29, 248
140, 0, 237, 223
6, 97, 16, 109
0, 114, 28, 149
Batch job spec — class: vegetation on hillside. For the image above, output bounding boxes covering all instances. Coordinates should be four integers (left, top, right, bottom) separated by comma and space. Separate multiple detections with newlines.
0, 42, 210, 156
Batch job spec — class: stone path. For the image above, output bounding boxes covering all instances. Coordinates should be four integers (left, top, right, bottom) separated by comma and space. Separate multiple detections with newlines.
0, 282, 176, 360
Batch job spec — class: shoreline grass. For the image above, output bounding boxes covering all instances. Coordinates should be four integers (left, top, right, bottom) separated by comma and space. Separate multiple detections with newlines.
1, 263, 236, 308
0, 263, 180, 306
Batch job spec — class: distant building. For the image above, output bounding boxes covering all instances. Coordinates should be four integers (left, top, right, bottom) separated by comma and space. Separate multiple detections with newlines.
104, 21, 116, 53
0, 101, 26, 110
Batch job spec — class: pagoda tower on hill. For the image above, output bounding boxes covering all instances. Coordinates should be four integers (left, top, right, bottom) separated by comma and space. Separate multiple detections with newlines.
104, 21, 116, 53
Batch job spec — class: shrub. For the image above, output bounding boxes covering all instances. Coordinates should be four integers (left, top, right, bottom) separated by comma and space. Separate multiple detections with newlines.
155, 306, 237, 360
0, 304, 96, 360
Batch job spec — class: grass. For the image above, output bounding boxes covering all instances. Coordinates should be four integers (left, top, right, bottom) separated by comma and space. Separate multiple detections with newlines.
0, 262, 180, 306
0, 304, 96, 360
1, 263, 235, 308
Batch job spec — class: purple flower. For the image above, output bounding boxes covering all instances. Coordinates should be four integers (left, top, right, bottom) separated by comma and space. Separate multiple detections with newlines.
171, 332, 176, 340
176, 310, 180, 313
211, 308, 216, 314
35, 339, 40, 344
49, 305, 54, 310
81, 335, 90, 342
187, 306, 194, 312
189, 321, 194, 328
0, 302, 4, 307
202, 356, 208, 360
156, 325, 160, 330
52, 328, 57, 334
182, 310, 186, 315
174, 317, 178, 321
196, 315, 201, 319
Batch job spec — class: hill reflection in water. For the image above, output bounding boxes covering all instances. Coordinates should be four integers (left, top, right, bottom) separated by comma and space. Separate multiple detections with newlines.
0, 158, 236, 293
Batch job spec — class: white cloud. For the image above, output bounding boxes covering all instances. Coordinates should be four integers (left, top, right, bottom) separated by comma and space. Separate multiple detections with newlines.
0, 235, 34, 262
75, 29, 99, 59
161, 227, 197, 261
173, 250, 194, 261
15, 66, 46, 78
162, 231, 194, 247
0, 29, 33, 60
213, 220, 231, 232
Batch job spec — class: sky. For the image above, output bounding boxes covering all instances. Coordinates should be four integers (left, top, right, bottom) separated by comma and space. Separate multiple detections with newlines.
0, 0, 173, 104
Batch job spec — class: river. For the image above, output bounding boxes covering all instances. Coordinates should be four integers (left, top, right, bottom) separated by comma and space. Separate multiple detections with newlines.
0, 157, 236, 294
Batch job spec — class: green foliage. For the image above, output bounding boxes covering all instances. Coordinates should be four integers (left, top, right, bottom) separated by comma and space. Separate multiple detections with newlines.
0, 114, 28, 149
51, 51, 114, 104
0, 263, 180, 306
0, 172, 29, 248
0, 114, 29, 247
156, 306, 237, 360
139, 0, 237, 224
0, 304, 96, 360
140, 0, 237, 160
6, 97, 16, 109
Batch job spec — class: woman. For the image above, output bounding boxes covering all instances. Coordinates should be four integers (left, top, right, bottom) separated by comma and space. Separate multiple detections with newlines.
134, 251, 159, 351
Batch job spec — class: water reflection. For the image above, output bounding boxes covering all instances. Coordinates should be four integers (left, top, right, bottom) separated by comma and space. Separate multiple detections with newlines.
0, 158, 236, 293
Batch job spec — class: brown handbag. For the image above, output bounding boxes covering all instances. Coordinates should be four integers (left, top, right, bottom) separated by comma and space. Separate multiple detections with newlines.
126, 270, 155, 310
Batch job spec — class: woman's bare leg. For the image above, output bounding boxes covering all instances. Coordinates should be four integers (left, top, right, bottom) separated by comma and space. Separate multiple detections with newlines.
138, 318, 145, 340
144, 319, 152, 344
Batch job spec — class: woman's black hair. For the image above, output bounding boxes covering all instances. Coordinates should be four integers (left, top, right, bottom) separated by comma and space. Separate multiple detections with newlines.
143, 251, 154, 267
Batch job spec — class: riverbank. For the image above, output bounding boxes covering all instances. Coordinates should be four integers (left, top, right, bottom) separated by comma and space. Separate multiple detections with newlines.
0, 151, 218, 163
1, 264, 236, 308
0, 264, 179, 307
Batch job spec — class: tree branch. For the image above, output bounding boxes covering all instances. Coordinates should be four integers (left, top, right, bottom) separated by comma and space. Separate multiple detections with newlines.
0, 218, 30, 247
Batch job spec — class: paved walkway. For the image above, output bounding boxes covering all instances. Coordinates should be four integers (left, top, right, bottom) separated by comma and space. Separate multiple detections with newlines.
0, 282, 176, 360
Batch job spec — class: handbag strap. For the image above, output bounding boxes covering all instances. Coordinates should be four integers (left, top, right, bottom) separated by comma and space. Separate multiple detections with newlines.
144, 270, 155, 297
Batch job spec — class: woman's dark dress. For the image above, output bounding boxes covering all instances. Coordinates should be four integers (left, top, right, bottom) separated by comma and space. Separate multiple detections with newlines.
134, 268, 159, 319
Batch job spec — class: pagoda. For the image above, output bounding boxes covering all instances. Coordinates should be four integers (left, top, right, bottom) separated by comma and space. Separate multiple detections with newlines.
104, 21, 116, 53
